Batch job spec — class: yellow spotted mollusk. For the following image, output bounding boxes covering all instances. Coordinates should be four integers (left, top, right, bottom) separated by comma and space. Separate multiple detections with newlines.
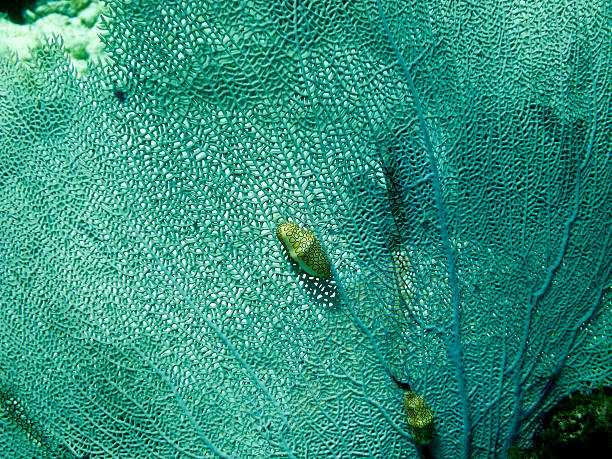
276, 221, 331, 278
404, 391, 434, 445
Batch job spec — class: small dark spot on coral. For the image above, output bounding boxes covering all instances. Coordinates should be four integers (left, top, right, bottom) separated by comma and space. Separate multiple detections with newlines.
392, 374, 412, 391
113, 89, 126, 103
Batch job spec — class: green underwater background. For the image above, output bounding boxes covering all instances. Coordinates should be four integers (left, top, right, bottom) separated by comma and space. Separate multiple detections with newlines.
0, 0, 611, 457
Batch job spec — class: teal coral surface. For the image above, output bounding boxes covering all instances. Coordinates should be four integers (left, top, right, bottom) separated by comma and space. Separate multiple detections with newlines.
0, 1, 611, 457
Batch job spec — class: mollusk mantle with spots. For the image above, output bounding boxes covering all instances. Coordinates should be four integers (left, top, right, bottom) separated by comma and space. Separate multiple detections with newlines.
276, 221, 331, 278
404, 391, 434, 445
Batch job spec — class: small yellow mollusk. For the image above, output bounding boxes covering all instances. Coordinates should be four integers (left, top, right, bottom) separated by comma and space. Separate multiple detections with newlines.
404, 391, 434, 445
276, 221, 331, 278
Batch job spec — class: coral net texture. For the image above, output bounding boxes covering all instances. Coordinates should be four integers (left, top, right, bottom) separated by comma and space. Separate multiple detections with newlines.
0, 1, 610, 457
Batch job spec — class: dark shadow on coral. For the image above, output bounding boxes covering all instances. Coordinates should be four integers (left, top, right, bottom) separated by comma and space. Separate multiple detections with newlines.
0, 0, 39, 24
